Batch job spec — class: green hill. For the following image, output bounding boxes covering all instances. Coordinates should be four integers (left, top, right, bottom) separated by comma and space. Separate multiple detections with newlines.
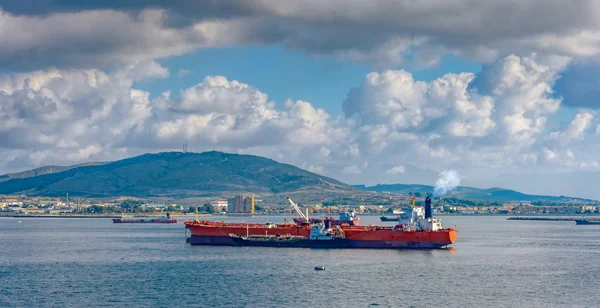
0, 162, 107, 182
354, 184, 596, 202
0, 151, 353, 198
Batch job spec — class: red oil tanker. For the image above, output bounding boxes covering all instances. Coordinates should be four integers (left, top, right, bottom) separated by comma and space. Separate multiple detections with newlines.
184, 196, 457, 249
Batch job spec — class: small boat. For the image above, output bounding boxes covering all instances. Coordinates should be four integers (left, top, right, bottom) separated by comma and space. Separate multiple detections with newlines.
314, 265, 325, 271
380, 216, 398, 222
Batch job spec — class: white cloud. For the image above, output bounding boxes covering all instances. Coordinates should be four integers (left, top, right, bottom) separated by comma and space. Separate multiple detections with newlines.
547, 112, 594, 145
386, 165, 406, 174
340, 54, 571, 174
343, 70, 496, 138
543, 149, 557, 161
473, 54, 568, 147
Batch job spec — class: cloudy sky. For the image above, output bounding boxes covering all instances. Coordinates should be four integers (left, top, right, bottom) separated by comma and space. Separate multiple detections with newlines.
1, 1, 600, 198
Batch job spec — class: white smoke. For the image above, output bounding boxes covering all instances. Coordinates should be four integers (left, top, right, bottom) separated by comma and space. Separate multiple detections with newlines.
433, 169, 461, 197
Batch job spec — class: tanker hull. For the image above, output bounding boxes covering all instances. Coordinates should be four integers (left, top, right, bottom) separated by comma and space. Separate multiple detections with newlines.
187, 234, 451, 249
185, 221, 456, 249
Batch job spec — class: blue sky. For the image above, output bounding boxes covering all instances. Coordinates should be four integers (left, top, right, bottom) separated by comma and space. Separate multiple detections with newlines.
135, 46, 482, 116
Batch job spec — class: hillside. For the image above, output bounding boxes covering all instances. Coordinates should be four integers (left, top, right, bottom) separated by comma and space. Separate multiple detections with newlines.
0, 151, 354, 198
354, 184, 597, 202
0, 162, 107, 182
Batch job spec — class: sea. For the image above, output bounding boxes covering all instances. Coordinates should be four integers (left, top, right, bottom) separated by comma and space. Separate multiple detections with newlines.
1, 215, 599, 308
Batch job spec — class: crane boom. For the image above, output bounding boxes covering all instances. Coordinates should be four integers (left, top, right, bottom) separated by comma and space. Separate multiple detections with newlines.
287, 197, 308, 221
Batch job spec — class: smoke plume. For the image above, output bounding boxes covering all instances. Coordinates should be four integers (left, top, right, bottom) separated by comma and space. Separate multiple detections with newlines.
433, 169, 461, 197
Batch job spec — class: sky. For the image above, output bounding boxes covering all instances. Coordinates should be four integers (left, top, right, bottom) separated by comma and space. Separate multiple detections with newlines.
1, 1, 600, 199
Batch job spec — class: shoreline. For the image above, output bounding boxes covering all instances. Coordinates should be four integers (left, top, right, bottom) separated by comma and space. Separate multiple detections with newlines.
3, 213, 600, 219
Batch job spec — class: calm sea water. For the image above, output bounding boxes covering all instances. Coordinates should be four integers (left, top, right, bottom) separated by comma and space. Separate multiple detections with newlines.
1, 215, 599, 307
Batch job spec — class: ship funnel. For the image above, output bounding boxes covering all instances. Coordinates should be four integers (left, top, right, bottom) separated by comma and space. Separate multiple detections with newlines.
425, 196, 432, 219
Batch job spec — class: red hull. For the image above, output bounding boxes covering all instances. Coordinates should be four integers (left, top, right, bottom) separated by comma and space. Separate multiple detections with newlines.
184, 220, 456, 248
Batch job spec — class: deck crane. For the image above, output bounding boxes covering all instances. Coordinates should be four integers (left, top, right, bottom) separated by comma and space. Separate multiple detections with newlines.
287, 197, 309, 222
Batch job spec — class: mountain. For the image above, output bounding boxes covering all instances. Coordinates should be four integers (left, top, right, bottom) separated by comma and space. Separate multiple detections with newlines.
354, 184, 597, 202
0, 151, 353, 198
0, 162, 107, 182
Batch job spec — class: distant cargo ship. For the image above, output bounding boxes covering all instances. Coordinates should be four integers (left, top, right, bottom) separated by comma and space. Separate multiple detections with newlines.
113, 213, 177, 224
184, 196, 457, 249
575, 219, 600, 225
381, 210, 405, 222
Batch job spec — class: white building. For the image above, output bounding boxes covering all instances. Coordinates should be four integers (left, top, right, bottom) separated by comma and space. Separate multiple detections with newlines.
210, 200, 228, 208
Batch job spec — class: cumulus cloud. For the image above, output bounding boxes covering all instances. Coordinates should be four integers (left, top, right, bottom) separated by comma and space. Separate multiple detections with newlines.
343, 70, 495, 137
3, 1, 600, 69
547, 112, 594, 145
0, 62, 169, 169
471, 54, 569, 146
339, 54, 585, 174
0, 66, 346, 173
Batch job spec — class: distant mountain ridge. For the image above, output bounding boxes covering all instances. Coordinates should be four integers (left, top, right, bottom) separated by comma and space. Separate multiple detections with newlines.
0, 151, 354, 198
354, 184, 597, 202
0, 162, 107, 182
2, 152, 595, 202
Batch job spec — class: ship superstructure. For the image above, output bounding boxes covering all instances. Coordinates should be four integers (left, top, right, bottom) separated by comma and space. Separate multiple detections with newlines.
290, 197, 360, 226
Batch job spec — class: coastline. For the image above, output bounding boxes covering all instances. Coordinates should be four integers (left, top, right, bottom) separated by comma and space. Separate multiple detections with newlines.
3, 212, 600, 219
0, 213, 212, 219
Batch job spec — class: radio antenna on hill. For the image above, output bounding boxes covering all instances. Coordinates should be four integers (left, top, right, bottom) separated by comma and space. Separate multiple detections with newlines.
182, 141, 188, 153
